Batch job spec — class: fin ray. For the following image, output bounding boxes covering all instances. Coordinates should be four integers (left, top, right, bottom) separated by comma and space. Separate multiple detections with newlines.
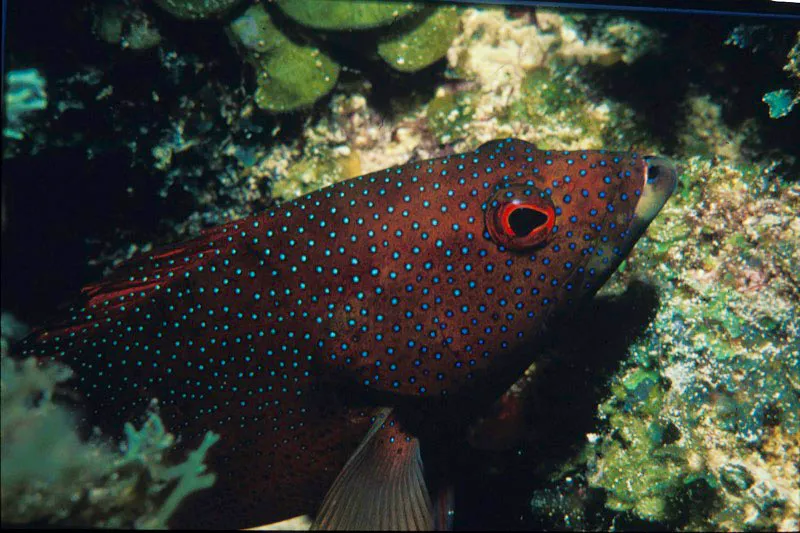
312, 408, 434, 530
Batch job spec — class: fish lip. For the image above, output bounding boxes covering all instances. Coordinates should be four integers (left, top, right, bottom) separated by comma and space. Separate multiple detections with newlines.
643, 156, 678, 198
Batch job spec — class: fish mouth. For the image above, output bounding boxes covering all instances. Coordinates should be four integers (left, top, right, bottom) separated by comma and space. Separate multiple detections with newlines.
620, 155, 677, 254
634, 156, 678, 227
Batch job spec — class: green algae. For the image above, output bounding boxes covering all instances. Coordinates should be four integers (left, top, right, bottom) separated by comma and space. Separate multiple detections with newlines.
589, 416, 690, 521
503, 65, 604, 148
501, 63, 656, 150
592, 368, 693, 523
377, 7, 461, 72
519, 67, 582, 117
138, 1, 460, 112
0, 355, 220, 527
225, 2, 459, 111
271, 146, 361, 201
276, 0, 419, 30
581, 153, 800, 529
427, 91, 475, 144
155, 0, 242, 20
228, 4, 340, 113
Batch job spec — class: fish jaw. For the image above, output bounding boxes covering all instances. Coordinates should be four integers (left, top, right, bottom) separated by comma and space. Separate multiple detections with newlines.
635, 156, 678, 228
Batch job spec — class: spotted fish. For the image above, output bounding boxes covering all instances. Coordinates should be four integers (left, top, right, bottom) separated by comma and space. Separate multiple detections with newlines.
16, 138, 676, 529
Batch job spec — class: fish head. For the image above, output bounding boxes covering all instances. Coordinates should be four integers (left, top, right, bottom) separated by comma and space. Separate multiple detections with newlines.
308, 139, 676, 398
482, 143, 676, 306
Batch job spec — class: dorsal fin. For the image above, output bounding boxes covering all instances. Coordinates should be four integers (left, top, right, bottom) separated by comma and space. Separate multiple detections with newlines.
31, 218, 248, 341
82, 222, 235, 308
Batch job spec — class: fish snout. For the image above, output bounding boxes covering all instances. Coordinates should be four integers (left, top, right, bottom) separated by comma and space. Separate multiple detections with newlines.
644, 156, 678, 196
635, 156, 678, 225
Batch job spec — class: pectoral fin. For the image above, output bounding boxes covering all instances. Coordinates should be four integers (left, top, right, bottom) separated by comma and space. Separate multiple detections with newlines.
312, 408, 434, 531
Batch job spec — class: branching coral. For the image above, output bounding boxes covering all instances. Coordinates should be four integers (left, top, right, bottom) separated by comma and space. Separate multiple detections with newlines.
0, 355, 220, 528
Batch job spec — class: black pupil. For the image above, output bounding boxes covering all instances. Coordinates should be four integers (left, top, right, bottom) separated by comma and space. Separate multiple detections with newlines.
508, 207, 547, 237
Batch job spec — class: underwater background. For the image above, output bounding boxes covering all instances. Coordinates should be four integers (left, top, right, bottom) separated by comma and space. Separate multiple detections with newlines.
1, 0, 798, 530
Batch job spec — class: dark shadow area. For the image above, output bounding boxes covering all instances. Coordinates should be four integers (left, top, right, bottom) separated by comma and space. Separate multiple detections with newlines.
449, 280, 662, 530
578, 12, 800, 174
1, 1, 256, 325
1, 148, 161, 322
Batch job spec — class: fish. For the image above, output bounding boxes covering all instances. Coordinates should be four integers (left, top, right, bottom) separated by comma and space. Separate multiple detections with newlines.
15, 138, 676, 529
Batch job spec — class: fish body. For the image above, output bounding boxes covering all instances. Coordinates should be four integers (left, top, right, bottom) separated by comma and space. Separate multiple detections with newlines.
16, 138, 676, 528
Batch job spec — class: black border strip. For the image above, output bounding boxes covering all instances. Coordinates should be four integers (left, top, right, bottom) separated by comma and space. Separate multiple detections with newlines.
439, 0, 800, 19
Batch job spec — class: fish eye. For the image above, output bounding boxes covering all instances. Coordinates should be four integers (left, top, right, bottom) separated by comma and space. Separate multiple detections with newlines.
485, 187, 555, 250
506, 206, 548, 237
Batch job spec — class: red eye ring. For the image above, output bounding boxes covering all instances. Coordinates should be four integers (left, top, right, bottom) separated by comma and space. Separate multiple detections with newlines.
487, 199, 556, 250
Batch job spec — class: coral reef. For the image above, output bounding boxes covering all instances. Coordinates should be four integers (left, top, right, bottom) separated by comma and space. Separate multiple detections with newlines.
2, 2, 798, 530
0, 351, 220, 527
557, 89, 800, 529
255, 7, 663, 202
585, 150, 799, 528
3, 68, 47, 140
522, 123, 798, 531
728, 26, 799, 119
231, 1, 460, 110
149, 0, 461, 112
